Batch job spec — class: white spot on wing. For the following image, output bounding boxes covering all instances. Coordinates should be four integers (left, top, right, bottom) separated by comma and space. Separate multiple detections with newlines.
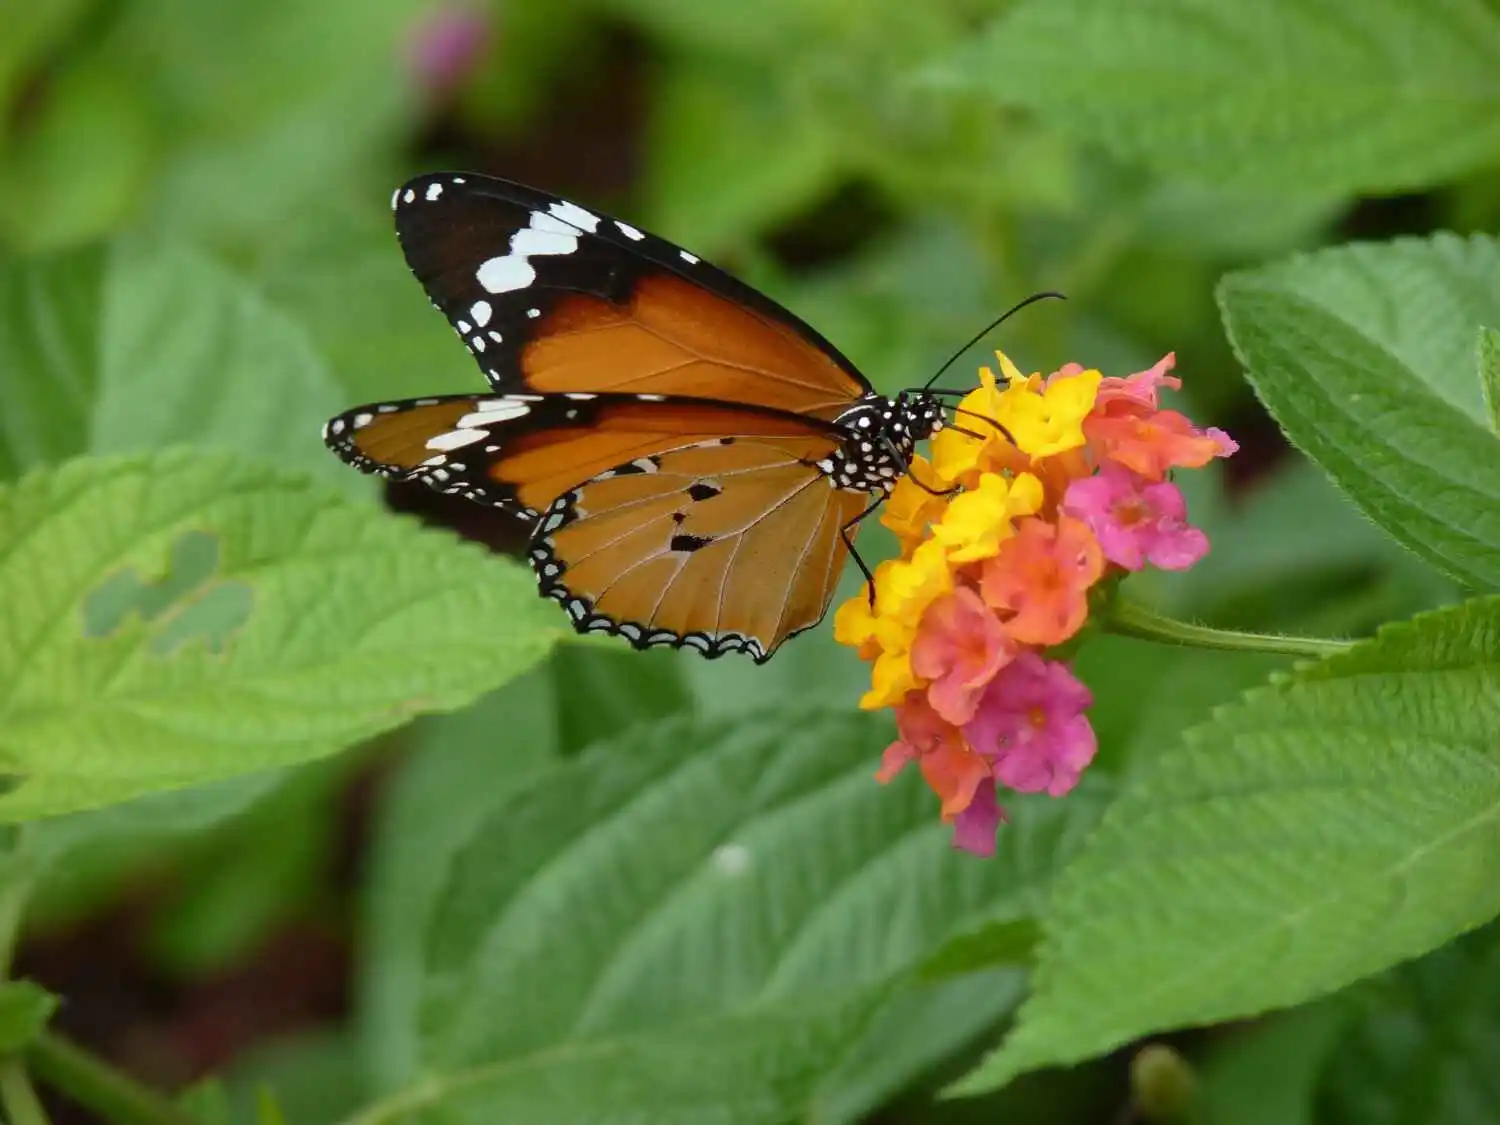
548, 200, 600, 232
679, 250, 699, 264
474, 205, 588, 294
565, 392, 597, 400
353, 412, 373, 428
470, 300, 492, 327
426, 182, 443, 201
616, 220, 645, 240
477, 256, 536, 294
402, 189, 415, 204
425, 428, 488, 452
456, 320, 471, 334
458, 401, 530, 426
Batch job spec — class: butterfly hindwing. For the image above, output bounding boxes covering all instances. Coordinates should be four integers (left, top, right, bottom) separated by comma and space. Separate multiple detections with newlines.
325, 390, 861, 659
531, 431, 869, 662
391, 172, 870, 418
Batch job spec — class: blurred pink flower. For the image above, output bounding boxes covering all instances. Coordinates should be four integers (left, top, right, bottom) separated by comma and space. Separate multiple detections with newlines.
409, 6, 491, 97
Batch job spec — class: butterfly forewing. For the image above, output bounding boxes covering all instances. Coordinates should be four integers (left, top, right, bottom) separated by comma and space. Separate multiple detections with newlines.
392, 172, 870, 418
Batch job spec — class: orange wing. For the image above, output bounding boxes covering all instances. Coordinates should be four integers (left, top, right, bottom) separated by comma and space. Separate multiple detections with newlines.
325, 391, 869, 660
393, 172, 870, 420
533, 435, 870, 662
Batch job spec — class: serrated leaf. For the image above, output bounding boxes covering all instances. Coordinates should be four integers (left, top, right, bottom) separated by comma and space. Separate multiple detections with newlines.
1480, 326, 1500, 434
0, 982, 58, 1052
967, 0, 1500, 194
358, 667, 561, 1091
952, 597, 1500, 1093
0, 238, 347, 484
398, 707, 1106, 1122
1218, 237, 1500, 591
0, 450, 560, 820
1319, 920, 1500, 1125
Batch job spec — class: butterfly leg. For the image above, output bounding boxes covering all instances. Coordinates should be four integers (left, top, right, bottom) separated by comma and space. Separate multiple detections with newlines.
879, 434, 959, 499
841, 497, 888, 606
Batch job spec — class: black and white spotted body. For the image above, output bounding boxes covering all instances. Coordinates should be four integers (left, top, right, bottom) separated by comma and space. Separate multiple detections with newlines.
818, 392, 945, 494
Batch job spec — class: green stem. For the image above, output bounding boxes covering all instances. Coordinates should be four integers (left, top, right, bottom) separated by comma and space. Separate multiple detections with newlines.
0, 1058, 49, 1125
1105, 599, 1354, 660
0, 832, 47, 1125
26, 1033, 197, 1125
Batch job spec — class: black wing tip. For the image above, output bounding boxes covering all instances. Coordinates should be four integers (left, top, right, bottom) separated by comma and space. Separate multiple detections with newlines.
390, 171, 487, 220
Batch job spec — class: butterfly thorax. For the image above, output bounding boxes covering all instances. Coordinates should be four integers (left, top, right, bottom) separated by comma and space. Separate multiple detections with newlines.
820, 391, 945, 495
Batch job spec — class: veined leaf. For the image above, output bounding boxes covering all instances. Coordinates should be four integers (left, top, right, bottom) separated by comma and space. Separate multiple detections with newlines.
390, 707, 1106, 1123
954, 597, 1500, 1091
0, 450, 560, 819
1219, 235, 1500, 591
966, 0, 1500, 194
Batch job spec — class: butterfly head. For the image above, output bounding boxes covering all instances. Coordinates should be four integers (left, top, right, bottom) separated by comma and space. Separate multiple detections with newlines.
893, 390, 946, 445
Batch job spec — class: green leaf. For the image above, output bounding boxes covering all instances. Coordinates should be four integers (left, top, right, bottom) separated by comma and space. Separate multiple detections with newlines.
1198, 1000, 1353, 1125
918, 919, 1040, 981
641, 57, 839, 253
1480, 326, 1500, 434
1218, 236, 1500, 591
358, 667, 561, 1092
952, 597, 1500, 1093
222, 1028, 366, 1125
0, 238, 348, 485
0, 0, 92, 115
97, 0, 424, 249
144, 759, 347, 973
810, 970, 1027, 1125
967, 0, 1500, 194
26, 770, 292, 926
0, 63, 157, 253
397, 707, 1105, 1122
249, 204, 458, 406
0, 450, 560, 820
1319, 920, 1500, 1125
0, 982, 58, 1052
551, 647, 692, 752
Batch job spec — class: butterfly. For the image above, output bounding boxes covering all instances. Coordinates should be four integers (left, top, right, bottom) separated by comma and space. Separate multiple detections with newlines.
323, 171, 952, 663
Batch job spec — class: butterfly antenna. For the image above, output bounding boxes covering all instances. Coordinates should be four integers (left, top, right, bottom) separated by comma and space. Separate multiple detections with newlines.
918, 291, 1067, 392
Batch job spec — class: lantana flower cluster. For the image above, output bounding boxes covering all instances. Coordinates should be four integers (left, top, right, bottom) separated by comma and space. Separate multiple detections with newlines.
834, 353, 1236, 856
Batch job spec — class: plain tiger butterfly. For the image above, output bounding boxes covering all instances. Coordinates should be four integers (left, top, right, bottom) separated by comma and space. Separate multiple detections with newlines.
324, 172, 1038, 662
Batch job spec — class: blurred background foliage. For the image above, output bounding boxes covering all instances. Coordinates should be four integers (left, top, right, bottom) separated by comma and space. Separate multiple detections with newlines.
0, 0, 1490, 1121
